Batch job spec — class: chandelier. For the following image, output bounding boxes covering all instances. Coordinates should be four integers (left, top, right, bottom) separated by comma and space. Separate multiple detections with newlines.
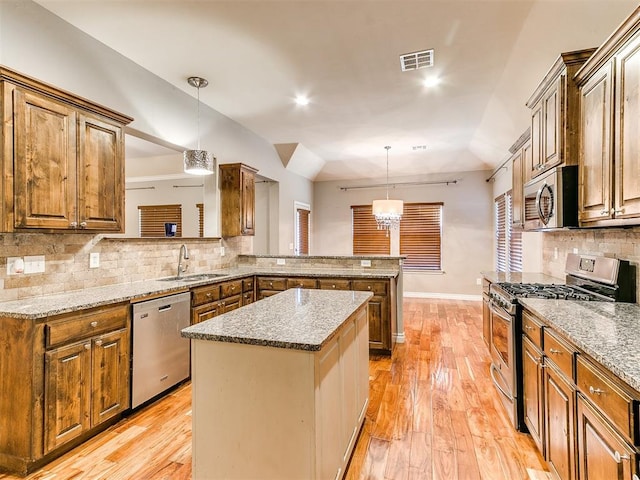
184, 76, 215, 175
372, 146, 403, 230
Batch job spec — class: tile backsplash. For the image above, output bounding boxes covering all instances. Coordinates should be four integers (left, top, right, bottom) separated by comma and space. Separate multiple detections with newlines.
0, 234, 252, 302
542, 227, 640, 299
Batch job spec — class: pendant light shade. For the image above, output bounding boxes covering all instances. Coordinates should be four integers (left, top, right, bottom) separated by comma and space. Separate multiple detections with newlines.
373, 146, 403, 230
184, 76, 215, 176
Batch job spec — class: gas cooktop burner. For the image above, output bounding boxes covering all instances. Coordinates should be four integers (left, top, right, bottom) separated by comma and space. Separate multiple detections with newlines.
497, 282, 599, 301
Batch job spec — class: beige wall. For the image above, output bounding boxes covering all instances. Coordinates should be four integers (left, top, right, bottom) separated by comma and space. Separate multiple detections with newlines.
313, 170, 494, 298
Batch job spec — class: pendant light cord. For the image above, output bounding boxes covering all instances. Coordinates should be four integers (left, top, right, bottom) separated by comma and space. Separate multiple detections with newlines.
196, 85, 201, 150
385, 145, 391, 200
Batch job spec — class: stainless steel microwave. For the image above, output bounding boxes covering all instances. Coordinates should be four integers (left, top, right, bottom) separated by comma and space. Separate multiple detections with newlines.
523, 165, 578, 230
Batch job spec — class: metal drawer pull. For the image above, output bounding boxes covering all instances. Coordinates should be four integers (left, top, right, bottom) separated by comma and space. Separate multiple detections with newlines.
614, 208, 624, 215
70, 221, 78, 228
332, 284, 336, 288
90, 321, 98, 327
367, 285, 371, 290
84, 344, 91, 350
548, 348, 562, 354
95, 339, 103, 346
589, 386, 605, 395
600, 209, 609, 215
63, 353, 81, 362
614, 451, 630, 463
79, 221, 87, 228
524, 325, 533, 331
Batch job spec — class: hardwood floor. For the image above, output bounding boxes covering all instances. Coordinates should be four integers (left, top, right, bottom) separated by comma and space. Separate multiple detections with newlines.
0, 298, 550, 480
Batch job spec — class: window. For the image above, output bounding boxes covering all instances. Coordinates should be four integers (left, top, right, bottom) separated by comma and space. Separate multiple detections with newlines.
295, 206, 310, 255
138, 204, 182, 238
495, 191, 522, 272
351, 203, 442, 270
196, 203, 204, 238
351, 204, 390, 255
400, 203, 442, 270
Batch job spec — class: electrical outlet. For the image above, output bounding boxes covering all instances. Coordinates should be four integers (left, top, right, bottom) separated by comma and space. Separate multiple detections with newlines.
89, 252, 100, 268
554, 247, 558, 260
361, 259, 372, 267
476, 278, 482, 285
7, 257, 23, 275
24, 255, 45, 274
276, 258, 286, 266
573, 248, 579, 254
220, 246, 225, 257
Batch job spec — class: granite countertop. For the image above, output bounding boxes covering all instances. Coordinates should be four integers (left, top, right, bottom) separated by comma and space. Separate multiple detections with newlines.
182, 288, 372, 351
520, 298, 640, 393
481, 271, 563, 285
0, 266, 398, 320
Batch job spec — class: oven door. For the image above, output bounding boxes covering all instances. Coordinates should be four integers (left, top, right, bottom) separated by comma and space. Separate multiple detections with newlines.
488, 298, 519, 428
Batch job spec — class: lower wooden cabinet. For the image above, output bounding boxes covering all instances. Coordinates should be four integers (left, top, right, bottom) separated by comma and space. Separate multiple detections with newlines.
523, 335, 545, 455
191, 277, 251, 324
576, 393, 637, 480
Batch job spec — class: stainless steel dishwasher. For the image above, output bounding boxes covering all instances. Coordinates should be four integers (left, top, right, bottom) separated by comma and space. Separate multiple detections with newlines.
131, 291, 191, 408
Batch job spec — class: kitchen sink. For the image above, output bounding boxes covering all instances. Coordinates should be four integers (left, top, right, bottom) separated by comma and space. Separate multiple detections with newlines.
158, 273, 229, 282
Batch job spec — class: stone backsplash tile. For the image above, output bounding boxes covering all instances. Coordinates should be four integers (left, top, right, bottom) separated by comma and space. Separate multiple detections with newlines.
0, 234, 249, 302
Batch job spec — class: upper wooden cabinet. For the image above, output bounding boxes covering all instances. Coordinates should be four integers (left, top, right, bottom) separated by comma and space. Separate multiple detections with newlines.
576, 10, 640, 227
0, 66, 132, 233
509, 128, 531, 229
219, 163, 258, 237
525, 49, 595, 179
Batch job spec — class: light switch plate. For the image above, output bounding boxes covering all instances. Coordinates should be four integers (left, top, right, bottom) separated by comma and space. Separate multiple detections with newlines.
276, 258, 286, 266
90, 252, 100, 268
7, 257, 23, 275
220, 247, 225, 257
24, 255, 45, 274
360, 259, 372, 267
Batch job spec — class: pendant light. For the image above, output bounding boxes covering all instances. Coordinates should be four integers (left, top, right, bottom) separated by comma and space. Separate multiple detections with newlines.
372, 146, 403, 230
184, 76, 215, 175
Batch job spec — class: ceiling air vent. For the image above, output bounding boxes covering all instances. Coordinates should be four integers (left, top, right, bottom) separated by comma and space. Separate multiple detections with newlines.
400, 49, 434, 72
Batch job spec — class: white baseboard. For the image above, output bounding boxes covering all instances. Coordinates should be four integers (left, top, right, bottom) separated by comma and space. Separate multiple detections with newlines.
393, 332, 405, 344
403, 291, 482, 302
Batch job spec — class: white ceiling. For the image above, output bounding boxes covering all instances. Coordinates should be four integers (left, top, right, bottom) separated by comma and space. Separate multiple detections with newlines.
35, 0, 638, 181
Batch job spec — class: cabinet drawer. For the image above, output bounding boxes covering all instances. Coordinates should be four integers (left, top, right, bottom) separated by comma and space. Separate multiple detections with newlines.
257, 277, 286, 291
242, 277, 254, 292
220, 280, 242, 298
318, 279, 351, 290
192, 284, 220, 306
352, 279, 388, 296
46, 304, 128, 348
522, 310, 543, 349
287, 277, 317, 289
576, 355, 636, 443
543, 329, 575, 380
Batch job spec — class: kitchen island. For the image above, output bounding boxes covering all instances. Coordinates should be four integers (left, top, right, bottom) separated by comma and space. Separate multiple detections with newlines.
181, 288, 372, 480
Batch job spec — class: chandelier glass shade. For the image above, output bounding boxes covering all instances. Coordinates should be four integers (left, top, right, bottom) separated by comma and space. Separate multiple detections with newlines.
373, 146, 403, 230
184, 76, 215, 176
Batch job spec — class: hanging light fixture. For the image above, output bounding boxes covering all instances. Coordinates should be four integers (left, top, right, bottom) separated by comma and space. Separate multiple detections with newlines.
372, 146, 403, 230
184, 76, 215, 175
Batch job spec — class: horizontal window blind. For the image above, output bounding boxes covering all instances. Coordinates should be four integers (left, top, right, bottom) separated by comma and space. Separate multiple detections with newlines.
507, 193, 523, 271
197, 203, 204, 238
138, 204, 182, 238
296, 207, 310, 255
399, 203, 442, 270
351, 205, 390, 255
495, 194, 507, 272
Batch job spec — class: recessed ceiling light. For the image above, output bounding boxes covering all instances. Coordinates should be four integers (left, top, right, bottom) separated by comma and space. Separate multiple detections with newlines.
295, 95, 310, 106
422, 76, 440, 88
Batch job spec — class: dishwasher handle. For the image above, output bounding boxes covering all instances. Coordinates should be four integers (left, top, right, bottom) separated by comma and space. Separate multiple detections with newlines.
158, 304, 173, 312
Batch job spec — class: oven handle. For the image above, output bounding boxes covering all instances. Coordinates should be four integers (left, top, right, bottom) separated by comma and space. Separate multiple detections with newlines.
489, 298, 512, 321
490, 363, 514, 402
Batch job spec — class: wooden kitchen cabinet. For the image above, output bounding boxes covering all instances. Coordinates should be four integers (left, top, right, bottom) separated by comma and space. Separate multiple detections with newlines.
242, 277, 255, 306
525, 49, 595, 179
191, 278, 247, 323
508, 129, 531, 229
523, 335, 545, 455
576, 12, 640, 227
0, 66, 132, 233
219, 163, 258, 237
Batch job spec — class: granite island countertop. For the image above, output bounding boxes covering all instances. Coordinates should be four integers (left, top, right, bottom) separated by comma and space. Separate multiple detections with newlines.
0, 266, 399, 320
481, 271, 563, 285
182, 288, 373, 351
520, 298, 640, 393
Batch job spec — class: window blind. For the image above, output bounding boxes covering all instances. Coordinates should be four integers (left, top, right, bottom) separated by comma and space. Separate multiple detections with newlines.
495, 194, 507, 272
296, 207, 310, 255
197, 203, 204, 238
138, 204, 182, 238
399, 203, 442, 270
351, 205, 390, 255
506, 192, 523, 271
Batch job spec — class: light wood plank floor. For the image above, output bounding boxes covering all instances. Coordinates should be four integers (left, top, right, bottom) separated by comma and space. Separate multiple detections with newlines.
0, 298, 550, 480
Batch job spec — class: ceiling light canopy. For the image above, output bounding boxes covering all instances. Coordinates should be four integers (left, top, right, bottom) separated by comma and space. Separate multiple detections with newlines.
372, 146, 403, 231
184, 76, 215, 176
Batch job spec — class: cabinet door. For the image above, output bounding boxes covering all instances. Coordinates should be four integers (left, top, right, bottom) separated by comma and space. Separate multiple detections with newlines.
530, 102, 544, 177
511, 148, 524, 227
576, 394, 636, 480
91, 329, 129, 426
615, 37, 640, 220
364, 295, 390, 351
523, 336, 545, 455
13, 88, 77, 230
580, 61, 614, 223
240, 167, 255, 235
192, 302, 219, 324
543, 77, 562, 169
77, 114, 124, 231
44, 341, 91, 453
545, 362, 577, 480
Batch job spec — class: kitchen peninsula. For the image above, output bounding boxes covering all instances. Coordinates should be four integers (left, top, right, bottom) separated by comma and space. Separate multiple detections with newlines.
182, 288, 372, 480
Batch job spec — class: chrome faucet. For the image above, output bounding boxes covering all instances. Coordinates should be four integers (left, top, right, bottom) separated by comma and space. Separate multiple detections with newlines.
177, 244, 190, 278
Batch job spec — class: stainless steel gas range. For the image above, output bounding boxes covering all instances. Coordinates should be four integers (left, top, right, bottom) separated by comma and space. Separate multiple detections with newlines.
487, 253, 636, 431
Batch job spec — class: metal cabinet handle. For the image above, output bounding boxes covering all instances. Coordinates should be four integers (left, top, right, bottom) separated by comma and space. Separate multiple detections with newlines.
332, 284, 336, 288
70, 221, 78, 228
589, 386, 605, 395
206, 293, 212, 298
95, 339, 103, 346
614, 208, 624, 215
84, 343, 91, 350
549, 348, 562, 354
79, 221, 87, 228
524, 325, 533, 331
230, 286, 235, 291
600, 209, 609, 215
90, 321, 98, 327
367, 285, 372, 290
269, 282, 273, 287
614, 451, 630, 463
